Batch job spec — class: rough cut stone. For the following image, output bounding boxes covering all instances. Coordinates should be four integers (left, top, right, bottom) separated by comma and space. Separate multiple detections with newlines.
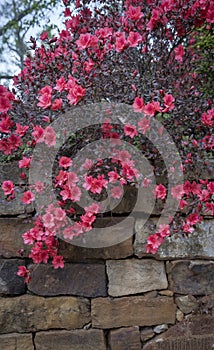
35, 330, 106, 350
0, 161, 28, 185
175, 295, 198, 314
142, 316, 214, 350
143, 337, 214, 350
0, 259, 25, 295
168, 260, 214, 295
153, 324, 168, 334
141, 328, 155, 342
92, 296, 176, 329
28, 263, 106, 297
109, 327, 141, 350
0, 295, 90, 333
0, 187, 34, 215
107, 259, 167, 296
134, 218, 214, 259
0, 218, 33, 258
59, 218, 133, 259
189, 316, 214, 336
0, 333, 33, 350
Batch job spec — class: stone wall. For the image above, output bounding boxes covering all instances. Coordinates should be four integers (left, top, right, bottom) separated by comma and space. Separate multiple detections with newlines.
0, 162, 214, 350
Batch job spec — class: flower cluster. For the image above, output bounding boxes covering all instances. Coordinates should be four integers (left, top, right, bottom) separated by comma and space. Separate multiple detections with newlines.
0, 0, 213, 281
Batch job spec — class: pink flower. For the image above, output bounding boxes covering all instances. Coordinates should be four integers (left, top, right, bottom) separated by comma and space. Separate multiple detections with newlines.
108, 170, 120, 183
127, 31, 142, 47
163, 94, 175, 112
59, 156, 72, 168
1, 180, 14, 195
15, 123, 29, 136
158, 224, 170, 237
115, 32, 127, 52
154, 184, 167, 199
138, 117, 150, 134
171, 184, 184, 200
17, 266, 30, 283
142, 178, 151, 188
19, 156, 32, 169
70, 186, 82, 202
124, 124, 138, 138
37, 93, 52, 109
42, 212, 55, 228
22, 190, 35, 204
133, 97, 145, 112
54, 207, 66, 221
43, 126, 56, 147
0, 114, 14, 133
67, 172, 78, 186
40, 31, 49, 40
51, 98, 62, 110
76, 33, 92, 49
54, 76, 67, 92
32, 125, 44, 143
67, 84, 86, 105
111, 186, 123, 199
146, 233, 163, 254
126, 5, 143, 21
174, 44, 185, 63
35, 181, 44, 193
52, 255, 64, 269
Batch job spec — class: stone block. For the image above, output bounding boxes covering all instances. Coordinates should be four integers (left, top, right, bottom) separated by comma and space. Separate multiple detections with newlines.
142, 316, 214, 350
92, 296, 176, 329
109, 327, 141, 350
0, 333, 33, 350
107, 259, 167, 296
0, 218, 33, 258
168, 260, 214, 295
0, 295, 90, 333
0, 161, 28, 185
175, 295, 198, 314
0, 187, 34, 215
58, 236, 133, 260
35, 330, 106, 350
134, 218, 214, 260
0, 259, 25, 295
28, 263, 106, 297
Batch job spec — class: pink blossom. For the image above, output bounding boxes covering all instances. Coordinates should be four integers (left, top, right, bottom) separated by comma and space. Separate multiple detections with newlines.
0, 114, 14, 133
59, 156, 72, 168
42, 212, 55, 228
67, 172, 79, 186
32, 125, 44, 143
52, 255, 64, 269
43, 126, 56, 147
115, 32, 127, 52
138, 117, 150, 134
19, 156, 32, 169
1, 180, 14, 195
70, 185, 82, 202
171, 184, 184, 200
127, 32, 142, 47
76, 33, 92, 49
174, 44, 185, 63
15, 123, 29, 136
37, 93, 52, 109
17, 266, 30, 283
133, 97, 145, 112
163, 94, 175, 112
67, 84, 86, 105
158, 224, 170, 237
126, 5, 144, 21
51, 98, 62, 110
22, 190, 35, 204
186, 212, 201, 225
54, 207, 66, 221
40, 31, 49, 40
124, 124, 138, 138
108, 170, 120, 183
54, 76, 67, 92
154, 184, 167, 199
35, 181, 44, 193
111, 186, 123, 199
142, 178, 151, 188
